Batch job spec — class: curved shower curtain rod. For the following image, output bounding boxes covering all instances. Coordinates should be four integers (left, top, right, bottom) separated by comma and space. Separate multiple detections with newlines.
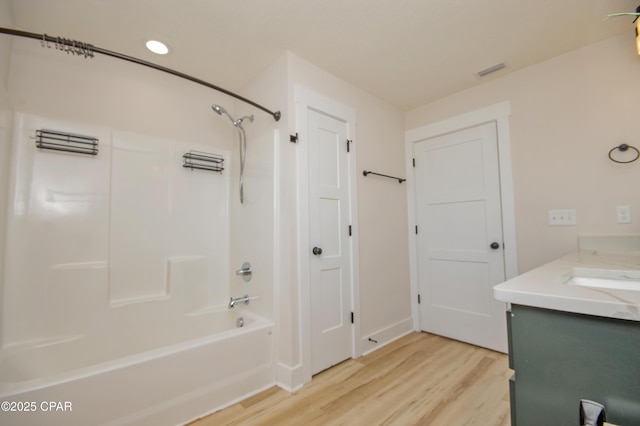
0, 27, 281, 122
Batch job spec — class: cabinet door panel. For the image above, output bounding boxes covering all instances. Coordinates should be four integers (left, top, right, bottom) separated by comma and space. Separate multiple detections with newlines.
510, 305, 640, 425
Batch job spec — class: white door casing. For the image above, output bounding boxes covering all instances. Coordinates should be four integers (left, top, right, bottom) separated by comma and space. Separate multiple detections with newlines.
405, 101, 518, 354
296, 86, 360, 383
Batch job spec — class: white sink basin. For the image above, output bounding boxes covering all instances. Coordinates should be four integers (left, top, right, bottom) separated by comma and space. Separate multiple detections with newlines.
567, 267, 640, 291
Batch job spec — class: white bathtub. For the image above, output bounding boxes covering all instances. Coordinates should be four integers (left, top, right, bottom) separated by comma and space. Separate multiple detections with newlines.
0, 310, 275, 426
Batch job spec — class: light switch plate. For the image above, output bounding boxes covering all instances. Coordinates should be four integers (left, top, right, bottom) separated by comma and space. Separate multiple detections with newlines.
548, 209, 577, 226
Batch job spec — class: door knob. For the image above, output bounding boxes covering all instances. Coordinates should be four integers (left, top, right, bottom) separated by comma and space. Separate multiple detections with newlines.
312, 247, 323, 256
490, 242, 501, 250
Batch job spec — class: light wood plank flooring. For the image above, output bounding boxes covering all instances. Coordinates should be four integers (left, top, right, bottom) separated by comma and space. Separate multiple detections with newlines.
188, 332, 511, 426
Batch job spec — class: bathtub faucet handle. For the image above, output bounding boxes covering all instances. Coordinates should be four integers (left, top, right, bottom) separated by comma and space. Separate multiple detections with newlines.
235, 262, 252, 282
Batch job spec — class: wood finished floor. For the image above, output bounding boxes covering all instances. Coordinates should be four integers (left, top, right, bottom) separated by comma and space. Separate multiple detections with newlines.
188, 332, 511, 426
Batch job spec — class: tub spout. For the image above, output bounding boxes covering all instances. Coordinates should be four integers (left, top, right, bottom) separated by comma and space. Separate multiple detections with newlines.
229, 295, 250, 309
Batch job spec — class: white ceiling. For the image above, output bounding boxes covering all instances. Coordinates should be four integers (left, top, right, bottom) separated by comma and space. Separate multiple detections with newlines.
7, 0, 639, 110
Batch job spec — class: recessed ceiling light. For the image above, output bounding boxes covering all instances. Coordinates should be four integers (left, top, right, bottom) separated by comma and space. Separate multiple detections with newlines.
146, 40, 169, 55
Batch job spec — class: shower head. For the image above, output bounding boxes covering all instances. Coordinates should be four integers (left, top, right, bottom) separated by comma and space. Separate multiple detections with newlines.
212, 104, 252, 128
212, 104, 227, 116
212, 104, 238, 128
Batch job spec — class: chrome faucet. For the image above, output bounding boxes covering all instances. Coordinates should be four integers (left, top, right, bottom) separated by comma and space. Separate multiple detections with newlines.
228, 294, 250, 309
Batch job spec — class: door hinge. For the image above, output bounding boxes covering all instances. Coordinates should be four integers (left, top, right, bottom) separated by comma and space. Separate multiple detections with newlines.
351, 312, 354, 324
412, 158, 416, 168
415, 225, 418, 235
290, 133, 298, 143
348, 225, 352, 236
418, 294, 421, 304
346, 139, 352, 153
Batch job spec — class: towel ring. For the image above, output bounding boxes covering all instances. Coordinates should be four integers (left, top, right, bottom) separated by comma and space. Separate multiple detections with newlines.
608, 144, 639, 164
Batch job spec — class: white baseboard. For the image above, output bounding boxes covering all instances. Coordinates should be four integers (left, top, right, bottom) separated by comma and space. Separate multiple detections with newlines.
359, 317, 414, 357
275, 362, 305, 393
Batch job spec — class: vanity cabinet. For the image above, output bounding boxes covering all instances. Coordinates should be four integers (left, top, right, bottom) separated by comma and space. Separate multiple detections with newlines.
507, 304, 640, 425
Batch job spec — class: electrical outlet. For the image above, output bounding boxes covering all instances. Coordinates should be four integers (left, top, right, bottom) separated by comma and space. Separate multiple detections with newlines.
617, 205, 631, 224
548, 209, 577, 226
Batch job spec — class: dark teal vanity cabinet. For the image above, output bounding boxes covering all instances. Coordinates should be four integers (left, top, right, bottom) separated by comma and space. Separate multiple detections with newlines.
507, 304, 640, 425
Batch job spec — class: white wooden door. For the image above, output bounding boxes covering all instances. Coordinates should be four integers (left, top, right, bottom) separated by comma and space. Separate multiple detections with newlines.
308, 108, 353, 375
414, 122, 507, 352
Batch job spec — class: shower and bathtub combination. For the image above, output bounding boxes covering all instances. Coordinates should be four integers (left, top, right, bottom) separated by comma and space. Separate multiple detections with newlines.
0, 104, 274, 425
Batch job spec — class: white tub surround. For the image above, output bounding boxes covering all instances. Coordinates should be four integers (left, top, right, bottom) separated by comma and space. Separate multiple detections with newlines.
0, 113, 276, 425
494, 237, 640, 322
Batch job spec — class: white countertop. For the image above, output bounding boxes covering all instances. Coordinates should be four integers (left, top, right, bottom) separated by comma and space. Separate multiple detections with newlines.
493, 252, 640, 322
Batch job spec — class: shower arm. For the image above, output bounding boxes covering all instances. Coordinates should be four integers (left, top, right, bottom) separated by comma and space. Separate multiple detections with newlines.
0, 27, 282, 122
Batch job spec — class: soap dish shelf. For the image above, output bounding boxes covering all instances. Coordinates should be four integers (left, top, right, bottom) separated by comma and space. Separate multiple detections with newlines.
182, 150, 224, 173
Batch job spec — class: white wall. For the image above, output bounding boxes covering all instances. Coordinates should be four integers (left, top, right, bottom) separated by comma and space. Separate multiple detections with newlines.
0, 0, 14, 347
7, 40, 236, 145
406, 33, 640, 273
0, 0, 11, 93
